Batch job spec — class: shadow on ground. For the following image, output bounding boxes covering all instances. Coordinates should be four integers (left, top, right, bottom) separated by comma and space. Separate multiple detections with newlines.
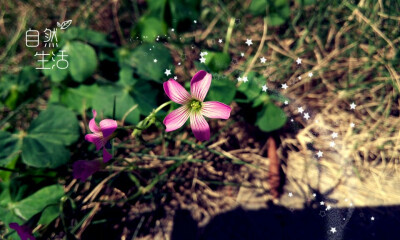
171, 201, 400, 240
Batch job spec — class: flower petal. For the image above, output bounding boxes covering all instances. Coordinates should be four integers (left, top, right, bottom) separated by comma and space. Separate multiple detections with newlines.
190, 70, 212, 101
9, 223, 36, 240
73, 160, 101, 181
190, 113, 210, 141
163, 105, 190, 132
103, 148, 112, 162
99, 119, 117, 138
163, 79, 191, 104
85, 133, 103, 151
202, 101, 232, 119
89, 109, 101, 133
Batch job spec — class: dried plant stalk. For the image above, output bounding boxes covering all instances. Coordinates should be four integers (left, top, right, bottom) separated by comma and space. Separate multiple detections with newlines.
267, 136, 280, 199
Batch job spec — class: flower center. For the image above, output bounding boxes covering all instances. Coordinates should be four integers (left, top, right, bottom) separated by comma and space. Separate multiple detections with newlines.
188, 99, 202, 112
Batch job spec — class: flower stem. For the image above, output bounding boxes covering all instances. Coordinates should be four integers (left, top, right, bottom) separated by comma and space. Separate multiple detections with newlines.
131, 101, 173, 137
153, 100, 173, 114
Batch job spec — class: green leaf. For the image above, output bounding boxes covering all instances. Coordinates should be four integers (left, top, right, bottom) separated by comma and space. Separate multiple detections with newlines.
119, 66, 136, 87
125, 43, 173, 82
256, 102, 287, 132
205, 75, 236, 104
131, 81, 158, 115
146, 0, 200, 30
147, 0, 168, 17
42, 59, 69, 83
204, 52, 231, 72
116, 67, 158, 115
62, 27, 115, 47
21, 105, 80, 168
58, 84, 100, 112
64, 41, 98, 82
17, 67, 39, 92
0, 67, 39, 109
237, 72, 260, 102
135, 17, 167, 42
249, 0, 268, 16
249, 0, 290, 26
168, 0, 201, 29
12, 184, 63, 221
38, 205, 59, 225
0, 184, 63, 234
0, 184, 20, 227
296, 0, 316, 6
9, 175, 55, 202
0, 156, 17, 181
27, 105, 80, 145
0, 130, 21, 165
21, 138, 71, 168
252, 94, 269, 108
93, 85, 140, 124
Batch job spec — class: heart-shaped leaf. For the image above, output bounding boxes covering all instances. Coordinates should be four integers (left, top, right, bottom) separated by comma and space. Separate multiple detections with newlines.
0, 183, 63, 235
63, 41, 98, 82
124, 43, 173, 82
42, 59, 69, 83
50, 84, 100, 112
249, 0, 290, 26
20, 105, 80, 168
135, 17, 167, 42
204, 52, 231, 72
205, 75, 236, 104
256, 102, 287, 132
0, 131, 21, 165
93, 85, 140, 124
62, 27, 115, 47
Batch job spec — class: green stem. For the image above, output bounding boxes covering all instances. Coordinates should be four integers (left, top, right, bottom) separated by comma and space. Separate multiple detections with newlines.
122, 161, 182, 202
153, 101, 173, 114
131, 101, 173, 137
223, 17, 235, 54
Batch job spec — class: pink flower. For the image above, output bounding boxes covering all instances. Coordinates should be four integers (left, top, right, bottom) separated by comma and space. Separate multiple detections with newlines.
9, 223, 36, 240
72, 160, 101, 181
85, 110, 117, 162
163, 70, 232, 141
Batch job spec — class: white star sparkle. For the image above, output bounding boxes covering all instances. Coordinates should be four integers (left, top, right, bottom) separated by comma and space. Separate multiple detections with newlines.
262, 85, 268, 92
245, 39, 253, 46
317, 150, 323, 158
331, 132, 338, 139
